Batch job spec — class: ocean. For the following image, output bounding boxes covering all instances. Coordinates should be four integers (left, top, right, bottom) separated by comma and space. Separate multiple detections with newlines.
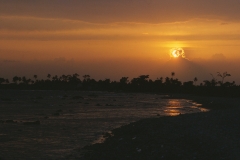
0, 90, 207, 159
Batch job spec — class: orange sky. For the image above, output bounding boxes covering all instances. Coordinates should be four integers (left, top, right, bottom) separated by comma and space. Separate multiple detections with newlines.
0, 1, 240, 83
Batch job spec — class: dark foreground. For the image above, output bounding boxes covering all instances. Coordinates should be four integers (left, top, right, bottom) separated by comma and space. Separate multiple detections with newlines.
75, 97, 240, 160
0, 91, 206, 159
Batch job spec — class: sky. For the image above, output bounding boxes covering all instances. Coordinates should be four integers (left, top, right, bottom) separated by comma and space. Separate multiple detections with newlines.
1, 0, 240, 83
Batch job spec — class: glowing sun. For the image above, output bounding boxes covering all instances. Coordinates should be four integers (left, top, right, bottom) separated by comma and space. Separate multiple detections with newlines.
170, 48, 185, 58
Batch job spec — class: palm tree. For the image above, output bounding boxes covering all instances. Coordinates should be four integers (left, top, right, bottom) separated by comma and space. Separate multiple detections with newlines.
155, 77, 163, 86
83, 75, 90, 82
104, 78, 111, 84
217, 72, 231, 85
164, 77, 171, 85
18, 77, 22, 83
73, 73, 79, 78
138, 75, 149, 86
5, 79, 9, 84
194, 77, 198, 85
61, 74, 68, 82
47, 74, 51, 80
0, 78, 5, 84
12, 76, 19, 84
33, 75, 37, 84
120, 77, 129, 84
171, 72, 175, 79
52, 75, 59, 82
22, 76, 27, 84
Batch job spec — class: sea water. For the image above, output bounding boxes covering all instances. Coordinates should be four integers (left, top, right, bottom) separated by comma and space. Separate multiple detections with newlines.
0, 90, 207, 159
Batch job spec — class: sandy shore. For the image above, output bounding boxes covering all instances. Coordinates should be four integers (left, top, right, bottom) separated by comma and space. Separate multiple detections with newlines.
1, 91, 239, 159
0, 91, 205, 159
76, 96, 240, 160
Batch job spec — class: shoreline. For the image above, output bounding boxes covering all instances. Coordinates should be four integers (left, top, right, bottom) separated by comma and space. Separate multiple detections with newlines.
74, 95, 240, 159
1, 91, 239, 159
1, 91, 205, 159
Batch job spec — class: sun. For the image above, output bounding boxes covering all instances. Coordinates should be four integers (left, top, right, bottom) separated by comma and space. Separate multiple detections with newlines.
170, 48, 185, 58
171, 50, 179, 58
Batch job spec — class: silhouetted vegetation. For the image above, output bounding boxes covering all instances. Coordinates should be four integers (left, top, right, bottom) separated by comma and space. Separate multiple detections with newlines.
0, 72, 239, 97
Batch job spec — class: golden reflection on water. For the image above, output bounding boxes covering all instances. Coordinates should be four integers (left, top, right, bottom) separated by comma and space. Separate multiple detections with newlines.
164, 100, 182, 116
164, 109, 181, 116
164, 99, 209, 116
199, 107, 209, 112
192, 102, 203, 107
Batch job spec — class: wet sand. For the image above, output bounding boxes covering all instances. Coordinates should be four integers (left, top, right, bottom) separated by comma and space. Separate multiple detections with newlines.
78, 96, 240, 160
0, 90, 205, 159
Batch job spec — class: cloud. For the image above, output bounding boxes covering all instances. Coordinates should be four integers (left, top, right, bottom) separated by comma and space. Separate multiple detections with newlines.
1, 0, 240, 23
0, 16, 101, 31
1, 17, 240, 42
211, 53, 227, 61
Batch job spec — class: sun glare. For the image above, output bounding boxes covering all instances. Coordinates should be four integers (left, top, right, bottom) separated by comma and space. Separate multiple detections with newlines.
170, 48, 185, 58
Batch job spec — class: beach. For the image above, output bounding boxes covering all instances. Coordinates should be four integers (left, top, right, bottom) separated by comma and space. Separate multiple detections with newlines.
77, 96, 240, 160
0, 90, 206, 159
0, 90, 239, 159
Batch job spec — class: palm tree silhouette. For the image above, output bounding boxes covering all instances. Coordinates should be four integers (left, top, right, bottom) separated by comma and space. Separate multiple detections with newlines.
171, 72, 175, 79
217, 72, 231, 85
0, 78, 5, 84
83, 75, 91, 82
33, 75, 38, 83
120, 77, 129, 84
18, 77, 22, 83
12, 76, 18, 84
52, 75, 59, 82
22, 76, 27, 84
5, 79, 9, 84
194, 77, 198, 85
47, 74, 51, 80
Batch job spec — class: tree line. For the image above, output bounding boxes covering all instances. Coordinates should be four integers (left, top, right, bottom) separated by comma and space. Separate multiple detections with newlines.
0, 72, 239, 97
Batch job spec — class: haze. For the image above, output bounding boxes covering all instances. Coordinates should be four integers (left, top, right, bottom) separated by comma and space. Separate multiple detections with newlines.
1, 0, 240, 83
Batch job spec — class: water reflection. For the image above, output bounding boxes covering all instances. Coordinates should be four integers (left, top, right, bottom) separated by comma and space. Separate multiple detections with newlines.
163, 99, 208, 116
0, 90, 208, 159
164, 99, 179, 116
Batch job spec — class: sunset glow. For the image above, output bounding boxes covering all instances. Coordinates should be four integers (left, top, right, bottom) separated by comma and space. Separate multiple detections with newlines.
0, 1, 240, 83
170, 48, 185, 58
2, 2, 240, 159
